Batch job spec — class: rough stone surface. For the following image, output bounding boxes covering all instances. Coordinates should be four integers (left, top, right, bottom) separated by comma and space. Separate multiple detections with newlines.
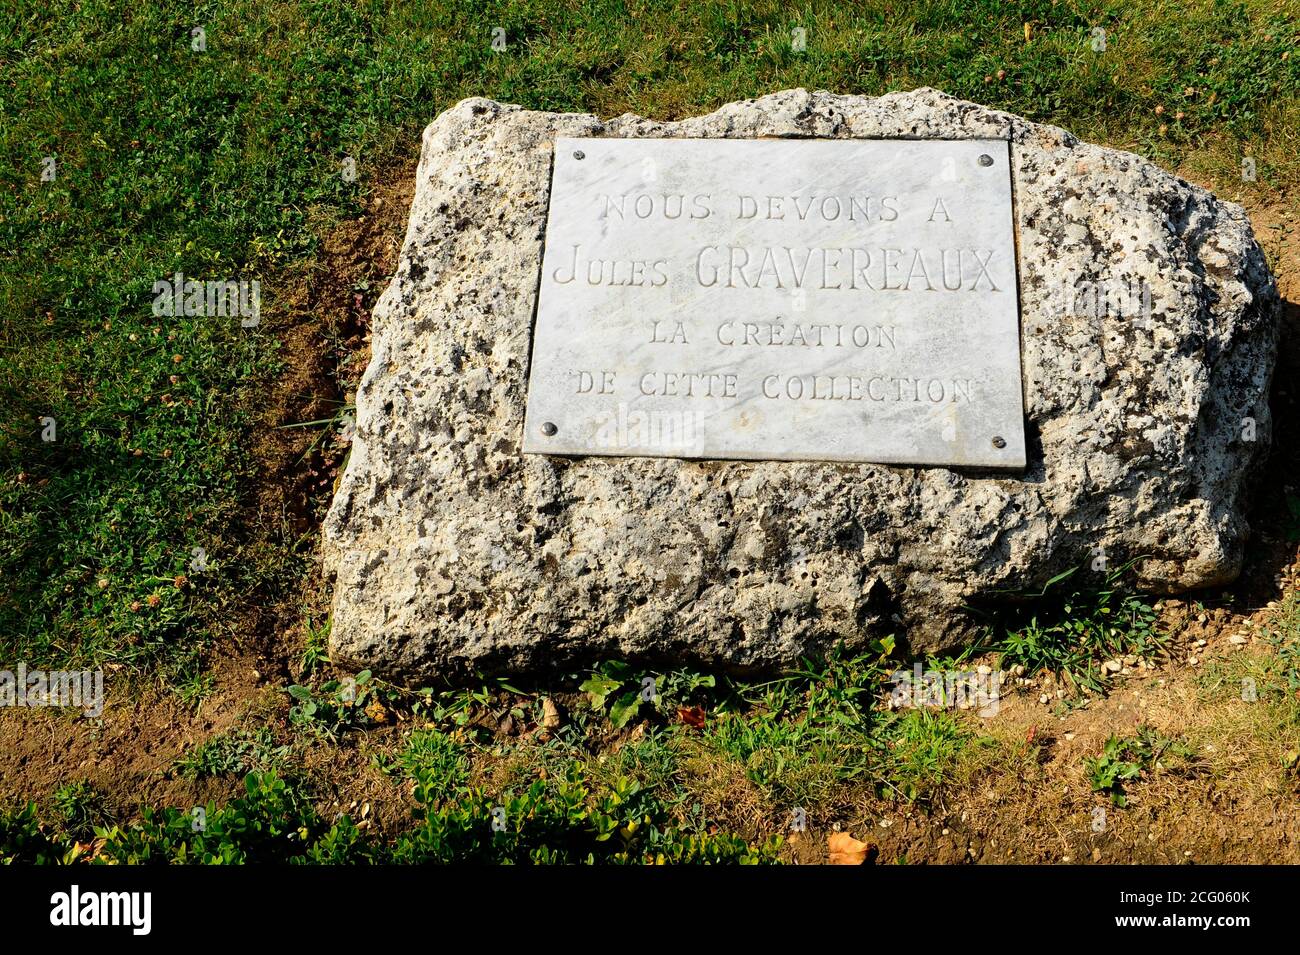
323, 88, 1279, 681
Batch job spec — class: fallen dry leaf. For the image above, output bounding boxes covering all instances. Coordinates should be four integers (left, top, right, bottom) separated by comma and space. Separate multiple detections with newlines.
828, 831, 874, 865
677, 705, 706, 729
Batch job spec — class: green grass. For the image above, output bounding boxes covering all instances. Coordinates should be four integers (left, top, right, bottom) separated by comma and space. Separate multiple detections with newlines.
993, 562, 1167, 694
2, 0, 1296, 684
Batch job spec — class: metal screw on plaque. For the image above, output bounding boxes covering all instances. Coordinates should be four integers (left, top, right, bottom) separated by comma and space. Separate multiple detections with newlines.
541, 421, 557, 436
991, 435, 1006, 449
978, 154, 994, 167
573, 150, 585, 160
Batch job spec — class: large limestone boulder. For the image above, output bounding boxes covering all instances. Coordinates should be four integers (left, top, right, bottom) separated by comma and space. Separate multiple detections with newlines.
322, 89, 1279, 681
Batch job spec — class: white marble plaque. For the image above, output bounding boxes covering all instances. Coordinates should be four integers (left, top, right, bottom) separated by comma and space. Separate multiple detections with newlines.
522, 137, 1026, 468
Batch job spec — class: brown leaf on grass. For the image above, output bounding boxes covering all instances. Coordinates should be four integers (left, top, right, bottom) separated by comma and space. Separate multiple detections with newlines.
677, 705, 706, 729
828, 831, 875, 865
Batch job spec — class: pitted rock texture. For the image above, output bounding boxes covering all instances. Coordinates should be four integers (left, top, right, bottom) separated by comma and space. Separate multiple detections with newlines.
323, 88, 1279, 680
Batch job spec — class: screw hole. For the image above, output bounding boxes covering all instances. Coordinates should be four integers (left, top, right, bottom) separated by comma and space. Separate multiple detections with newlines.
978, 154, 994, 166
541, 422, 558, 436
573, 150, 585, 160
991, 435, 1006, 448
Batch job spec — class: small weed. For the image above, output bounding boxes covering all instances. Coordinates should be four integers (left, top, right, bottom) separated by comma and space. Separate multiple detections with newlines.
387, 728, 470, 801
0, 803, 82, 864
172, 727, 288, 781
1085, 725, 1195, 806
878, 708, 977, 801
299, 614, 331, 678
287, 670, 385, 740
579, 661, 659, 728
49, 781, 111, 842
414, 674, 527, 728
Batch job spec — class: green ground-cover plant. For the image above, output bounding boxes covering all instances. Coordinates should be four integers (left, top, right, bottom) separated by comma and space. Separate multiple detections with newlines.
395, 763, 780, 864
2, 773, 369, 864
49, 781, 112, 842
579, 660, 719, 728
171, 726, 289, 780
95, 772, 374, 864
286, 669, 390, 739
0, 802, 82, 865
2, 758, 780, 864
1085, 725, 1196, 806
994, 562, 1165, 693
